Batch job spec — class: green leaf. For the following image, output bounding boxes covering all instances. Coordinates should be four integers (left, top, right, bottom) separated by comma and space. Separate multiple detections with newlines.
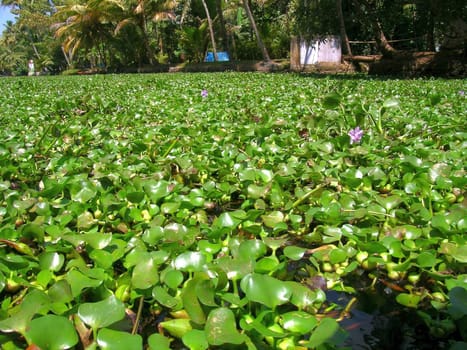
281, 311, 317, 334
65, 269, 102, 297
448, 287, 467, 320
83, 232, 112, 250
416, 251, 438, 268
78, 295, 126, 330
240, 273, 292, 309
173, 252, 207, 272
305, 317, 340, 348
283, 246, 307, 261
0, 290, 50, 334
153, 286, 180, 309
148, 333, 171, 350
205, 308, 246, 346
261, 211, 284, 228
39, 252, 65, 272
181, 278, 206, 325
160, 318, 192, 338
127, 191, 145, 203
162, 269, 184, 290
182, 329, 209, 350
238, 239, 267, 260
132, 256, 160, 289
25, 315, 78, 350
396, 293, 421, 308
322, 93, 341, 109
97, 328, 143, 350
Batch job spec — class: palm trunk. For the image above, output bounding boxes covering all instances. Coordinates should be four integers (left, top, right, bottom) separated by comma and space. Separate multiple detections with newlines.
337, 0, 352, 56
242, 0, 270, 62
215, 0, 229, 53
201, 0, 218, 61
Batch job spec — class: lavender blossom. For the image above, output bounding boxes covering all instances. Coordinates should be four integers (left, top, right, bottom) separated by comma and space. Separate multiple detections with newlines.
201, 89, 208, 98
348, 127, 364, 144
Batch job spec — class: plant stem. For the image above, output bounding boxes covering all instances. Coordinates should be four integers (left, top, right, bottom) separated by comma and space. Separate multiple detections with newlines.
292, 183, 325, 208
336, 297, 357, 321
162, 138, 179, 158
131, 296, 144, 335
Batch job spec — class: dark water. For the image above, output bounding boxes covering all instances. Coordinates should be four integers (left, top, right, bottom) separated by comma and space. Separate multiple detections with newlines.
327, 287, 458, 350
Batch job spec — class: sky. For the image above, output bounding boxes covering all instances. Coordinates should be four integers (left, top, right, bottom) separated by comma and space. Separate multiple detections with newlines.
0, 6, 16, 31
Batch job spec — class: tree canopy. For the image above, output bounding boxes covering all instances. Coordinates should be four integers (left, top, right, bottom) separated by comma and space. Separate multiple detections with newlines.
0, 0, 465, 74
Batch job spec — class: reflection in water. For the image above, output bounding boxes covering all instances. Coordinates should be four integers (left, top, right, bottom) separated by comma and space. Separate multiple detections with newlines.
326, 286, 454, 350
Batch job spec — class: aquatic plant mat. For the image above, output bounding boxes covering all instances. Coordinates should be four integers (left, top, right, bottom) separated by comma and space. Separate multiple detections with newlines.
0, 73, 465, 349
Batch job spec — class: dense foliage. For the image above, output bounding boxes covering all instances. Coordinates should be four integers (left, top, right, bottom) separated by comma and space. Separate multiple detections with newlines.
0, 73, 466, 349
0, 0, 465, 74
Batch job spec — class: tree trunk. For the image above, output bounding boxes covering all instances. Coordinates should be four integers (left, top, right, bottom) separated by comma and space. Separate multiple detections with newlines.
215, 0, 229, 53
201, 0, 218, 61
242, 0, 270, 62
137, 1, 154, 65
352, 0, 397, 57
337, 0, 352, 56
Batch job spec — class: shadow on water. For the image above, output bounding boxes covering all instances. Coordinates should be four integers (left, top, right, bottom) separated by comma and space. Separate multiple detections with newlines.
326, 284, 456, 350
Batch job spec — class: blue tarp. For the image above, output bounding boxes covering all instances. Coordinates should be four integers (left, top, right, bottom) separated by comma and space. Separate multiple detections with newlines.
204, 51, 230, 62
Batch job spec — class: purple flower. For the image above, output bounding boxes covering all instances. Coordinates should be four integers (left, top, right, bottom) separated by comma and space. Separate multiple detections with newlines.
348, 127, 364, 144
201, 89, 208, 98
459, 90, 465, 96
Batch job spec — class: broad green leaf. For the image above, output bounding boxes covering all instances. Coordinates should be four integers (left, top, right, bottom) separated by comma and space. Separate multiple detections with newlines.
0, 290, 50, 334
142, 226, 164, 245
448, 287, 467, 320
153, 286, 180, 309
329, 248, 348, 264
132, 256, 160, 289
181, 278, 206, 325
83, 232, 112, 250
78, 295, 125, 330
322, 93, 341, 109
148, 333, 171, 350
48, 280, 73, 304
97, 328, 143, 350
25, 315, 78, 350
288, 281, 325, 309
305, 317, 340, 348
205, 308, 246, 346
162, 269, 184, 290
261, 211, 284, 228
240, 273, 292, 309
383, 98, 399, 109
396, 293, 421, 308
238, 239, 267, 260
255, 256, 280, 273
65, 269, 102, 297
416, 251, 438, 268
144, 180, 171, 202
281, 311, 317, 334
173, 251, 207, 272
182, 329, 209, 350
160, 318, 192, 338
71, 186, 96, 203
127, 191, 145, 203
39, 252, 65, 272
76, 211, 95, 229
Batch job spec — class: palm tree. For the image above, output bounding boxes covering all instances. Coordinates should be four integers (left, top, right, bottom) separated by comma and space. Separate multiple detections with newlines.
115, 0, 177, 64
201, 0, 218, 60
53, 0, 125, 68
241, 0, 270, 62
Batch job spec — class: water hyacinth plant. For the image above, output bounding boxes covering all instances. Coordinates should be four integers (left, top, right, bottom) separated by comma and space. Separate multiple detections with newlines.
0, 73, 465, 350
